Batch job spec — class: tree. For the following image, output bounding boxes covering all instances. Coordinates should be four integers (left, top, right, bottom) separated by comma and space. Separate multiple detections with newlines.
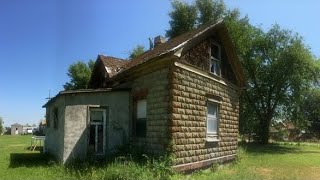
239, 93, 259, 142
0, 117, 4, 135
166, 0, 197, 38
298, 89, 320, 138
237, 25, 317, 143
129, 45, 145, 59
196, 0, 226, 25
63, 60, 95, 90
166, 0, 235, 39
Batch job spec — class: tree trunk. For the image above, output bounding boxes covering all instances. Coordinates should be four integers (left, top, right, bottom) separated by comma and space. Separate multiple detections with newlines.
258, 116, 272, 144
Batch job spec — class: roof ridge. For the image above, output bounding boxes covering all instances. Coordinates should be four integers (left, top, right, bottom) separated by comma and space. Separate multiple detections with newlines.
120, 21, 224, 72
99, 54, 127, 61
170, 20, 223, 52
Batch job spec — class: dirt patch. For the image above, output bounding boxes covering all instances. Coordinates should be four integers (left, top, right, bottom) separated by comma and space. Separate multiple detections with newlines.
257, 167, 273, 177
307, 167, 320, 180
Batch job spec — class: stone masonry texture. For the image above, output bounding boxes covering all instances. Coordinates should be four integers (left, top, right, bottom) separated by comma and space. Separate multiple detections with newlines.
169, 38, 240, 166
131, 67, 170, 154
170, 66, 239, 165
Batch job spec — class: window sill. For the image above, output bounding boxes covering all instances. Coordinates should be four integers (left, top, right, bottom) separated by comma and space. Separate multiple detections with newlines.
209, 71, 221, 78
206, 137, 220, 142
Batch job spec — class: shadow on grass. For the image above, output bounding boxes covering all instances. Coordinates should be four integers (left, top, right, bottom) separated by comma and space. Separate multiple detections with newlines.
9, 152, 54, 168
240, 143, 301, 155
26, 146, 44, 152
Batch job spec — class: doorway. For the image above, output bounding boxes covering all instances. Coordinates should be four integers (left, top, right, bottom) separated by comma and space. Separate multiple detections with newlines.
88, 108, 106, 157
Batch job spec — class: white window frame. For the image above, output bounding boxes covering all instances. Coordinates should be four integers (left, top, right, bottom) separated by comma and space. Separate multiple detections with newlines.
88, 108, 107, 156
135, 99, 147, 137
206, 99, 220, 142
209, 40, 221, 76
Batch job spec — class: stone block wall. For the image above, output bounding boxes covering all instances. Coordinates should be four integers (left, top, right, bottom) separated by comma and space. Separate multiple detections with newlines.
169, 65, 239, 166
131, 67, 170, 154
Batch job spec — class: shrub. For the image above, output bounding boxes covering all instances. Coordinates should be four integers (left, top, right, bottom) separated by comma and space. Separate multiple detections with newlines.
61, 144, 176, 180
209, 163, 219, 172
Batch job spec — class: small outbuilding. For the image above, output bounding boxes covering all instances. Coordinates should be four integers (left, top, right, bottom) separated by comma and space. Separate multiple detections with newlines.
11, 123, 23, 135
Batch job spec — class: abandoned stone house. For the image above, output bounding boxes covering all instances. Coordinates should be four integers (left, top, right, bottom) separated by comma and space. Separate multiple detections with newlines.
43, 21, 244, 171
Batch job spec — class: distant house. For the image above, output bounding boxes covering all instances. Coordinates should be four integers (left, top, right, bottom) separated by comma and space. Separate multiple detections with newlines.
11, 123, 23, 135
43, 21, 245, 171
270, 121, 301, 141
22, 125, 36, 134
38, 120, 47, 135
11, 123, 36, 135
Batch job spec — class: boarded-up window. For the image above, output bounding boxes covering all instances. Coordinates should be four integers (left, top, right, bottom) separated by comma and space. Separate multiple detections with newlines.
135, 99, 147, 137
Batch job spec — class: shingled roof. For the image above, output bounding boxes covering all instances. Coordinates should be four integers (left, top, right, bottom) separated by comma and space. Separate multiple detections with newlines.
99, 55, 128, 78
95, 21, 227, 78
122, 21, 226, 72
92, 20, 244, 86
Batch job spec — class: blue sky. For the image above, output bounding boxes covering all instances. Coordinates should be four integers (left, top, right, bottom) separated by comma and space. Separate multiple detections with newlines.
0, 0, 319, 127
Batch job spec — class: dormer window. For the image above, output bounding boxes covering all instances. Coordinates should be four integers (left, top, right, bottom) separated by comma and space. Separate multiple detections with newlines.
210, 41, 221, 76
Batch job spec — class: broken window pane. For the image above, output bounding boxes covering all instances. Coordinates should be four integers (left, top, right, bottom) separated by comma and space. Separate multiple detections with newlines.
211, 43, 220, 60
136, 99, 147, 137
90, 111, 103, 122
97, 124, 103, 154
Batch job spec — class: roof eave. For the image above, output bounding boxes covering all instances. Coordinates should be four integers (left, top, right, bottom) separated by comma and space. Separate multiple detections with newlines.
42, 88, 113, 108
217, 24, 246, 87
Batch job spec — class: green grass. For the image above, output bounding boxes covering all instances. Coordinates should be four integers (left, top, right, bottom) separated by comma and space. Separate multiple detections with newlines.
0, 135, 69, 180
180, 143, 320, 180
1, 135, 320, 180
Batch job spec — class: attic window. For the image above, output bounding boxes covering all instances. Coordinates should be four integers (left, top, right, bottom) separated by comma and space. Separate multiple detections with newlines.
210, 41, 221, 76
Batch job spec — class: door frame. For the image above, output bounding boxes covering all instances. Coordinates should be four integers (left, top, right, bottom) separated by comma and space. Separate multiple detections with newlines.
88, 107, 107, 157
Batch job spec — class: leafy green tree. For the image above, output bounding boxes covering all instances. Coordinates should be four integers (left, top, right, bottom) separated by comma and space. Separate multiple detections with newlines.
298, 89, 320, 138
64, 60, 95, 90
166, 0, 197, 38
167, 0, 235, 39
0, 117, 4, 134
237, 25, 317, 143
196, 0, 226, 25
129, 45, 145, 59
239, 93, 259, 142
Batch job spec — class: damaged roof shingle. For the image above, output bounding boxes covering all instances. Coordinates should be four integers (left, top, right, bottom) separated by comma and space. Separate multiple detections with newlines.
99, 55, 128, 78
121, 21, 225, 72
94, 21, 244, 85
